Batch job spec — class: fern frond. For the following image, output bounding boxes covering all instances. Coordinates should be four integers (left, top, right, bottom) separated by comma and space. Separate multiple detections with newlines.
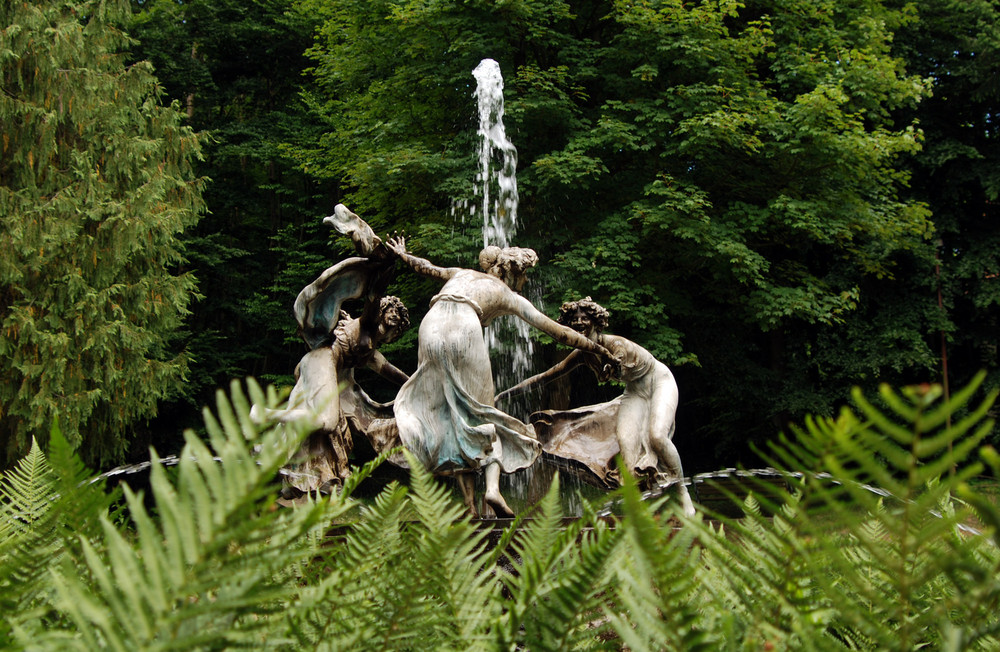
23, 379, 340, 650
289, 454, 499, 651
401, 455, 496, 647
497, 473, 620, 650
696, 490, 835, 650
765, 376, 1000, 650
340, 445, 403, 500
0, 438, 54, 530
1, 424, 118, 646
46, 421, 120, 544
5, 374, 998, 651
604, 466, 713, 652
0, 438, 58, 643
287, 481, 411, 650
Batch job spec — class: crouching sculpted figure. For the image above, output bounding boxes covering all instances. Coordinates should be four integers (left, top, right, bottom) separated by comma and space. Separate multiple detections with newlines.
496, 297, 696, 516
254, 205, 410, 494
386, 237, 617, 517
259, 297, 410, 494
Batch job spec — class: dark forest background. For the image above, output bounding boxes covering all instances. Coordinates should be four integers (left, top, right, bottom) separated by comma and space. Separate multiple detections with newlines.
3, 0, 1000, 473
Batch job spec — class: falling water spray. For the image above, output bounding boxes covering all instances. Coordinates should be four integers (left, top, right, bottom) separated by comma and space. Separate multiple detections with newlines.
467, 59, 536, 400
472, 58, 519, 248
464, 59, 558, 512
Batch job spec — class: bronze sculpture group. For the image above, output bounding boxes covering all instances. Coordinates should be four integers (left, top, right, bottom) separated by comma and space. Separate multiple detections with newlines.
256, 206, 695, 517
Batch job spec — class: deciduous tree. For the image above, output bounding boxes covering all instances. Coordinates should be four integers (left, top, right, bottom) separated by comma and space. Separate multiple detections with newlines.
296, 0, 936, 464
892, 0, 1000, 402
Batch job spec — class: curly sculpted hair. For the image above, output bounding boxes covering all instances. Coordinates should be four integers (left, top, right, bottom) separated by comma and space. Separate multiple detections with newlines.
557, 296, 610, 333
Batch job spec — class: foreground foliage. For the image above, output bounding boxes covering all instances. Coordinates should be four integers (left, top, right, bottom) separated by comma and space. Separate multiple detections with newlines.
1, 375, 998, 650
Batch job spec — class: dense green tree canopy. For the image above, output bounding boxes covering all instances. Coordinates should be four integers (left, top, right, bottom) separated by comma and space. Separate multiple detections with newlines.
0, 0, 205, 468
892, 0, 1000, 395
128, 0, 335, 406
292, 0, 940, 462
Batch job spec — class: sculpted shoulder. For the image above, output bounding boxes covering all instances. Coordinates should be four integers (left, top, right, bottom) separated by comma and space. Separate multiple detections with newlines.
442, 268, 510, 301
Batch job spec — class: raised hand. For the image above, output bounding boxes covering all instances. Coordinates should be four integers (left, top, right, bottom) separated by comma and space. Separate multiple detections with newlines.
385, 233, 407, 257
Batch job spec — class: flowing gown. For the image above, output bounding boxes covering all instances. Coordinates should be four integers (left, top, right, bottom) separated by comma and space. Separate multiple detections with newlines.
393, 286, 540, 474
281, 319, 396, 492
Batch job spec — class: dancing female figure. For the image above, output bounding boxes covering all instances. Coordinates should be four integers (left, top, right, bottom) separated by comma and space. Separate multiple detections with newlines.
386, 237, 615, 517
256, 296, 410, 494
496, 297, 695, 516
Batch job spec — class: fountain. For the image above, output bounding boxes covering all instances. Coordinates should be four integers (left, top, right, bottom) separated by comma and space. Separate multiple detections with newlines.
466, 58, 536, 409
80, 71, 984, 534
472, 58, 519, 249
457, 60, 701, 517
131, 59, 697, 519
466, 59, 554, 512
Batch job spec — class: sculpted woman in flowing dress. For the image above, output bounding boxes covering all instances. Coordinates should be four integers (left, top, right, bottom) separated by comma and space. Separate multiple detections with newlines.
496, 297, 696, 516
386, 237, 616, 517
252, 204, 411, 495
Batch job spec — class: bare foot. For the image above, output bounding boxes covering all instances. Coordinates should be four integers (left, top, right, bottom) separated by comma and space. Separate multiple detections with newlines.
485, 492, 515, 518
677, 486, 696, 517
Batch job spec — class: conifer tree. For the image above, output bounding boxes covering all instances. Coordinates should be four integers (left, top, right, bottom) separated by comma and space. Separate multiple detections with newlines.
0, 0, 206, 468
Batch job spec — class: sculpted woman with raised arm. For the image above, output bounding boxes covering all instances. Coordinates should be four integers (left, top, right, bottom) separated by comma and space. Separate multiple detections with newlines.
386, 237, 615, 517
254, 296, 411, 495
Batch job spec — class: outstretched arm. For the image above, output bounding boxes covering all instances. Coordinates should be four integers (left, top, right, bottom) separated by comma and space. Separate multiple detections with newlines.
386, 235, 455, 282
495, 351, 584, 404
356, 299, 381, 352
366, 350, 409, 386
510, 293, 614, 359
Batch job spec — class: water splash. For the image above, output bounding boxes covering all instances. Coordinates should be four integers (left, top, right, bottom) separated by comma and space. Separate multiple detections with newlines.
91, 459, 984, 535
472, 58, 519, 248
467, 59, 540, 505
464, 58, 536, 408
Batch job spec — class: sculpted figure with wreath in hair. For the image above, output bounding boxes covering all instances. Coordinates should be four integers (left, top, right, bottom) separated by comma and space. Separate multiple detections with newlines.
496, 297, 696, 516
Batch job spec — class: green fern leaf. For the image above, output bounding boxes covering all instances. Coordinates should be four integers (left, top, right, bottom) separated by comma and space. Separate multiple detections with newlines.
289, 453, 499, 651
23, 379, 340, 650
605, 467, 713, 652
763, 376, 1000, 650
496, 473, 620, 650
0, 438, 58, 644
